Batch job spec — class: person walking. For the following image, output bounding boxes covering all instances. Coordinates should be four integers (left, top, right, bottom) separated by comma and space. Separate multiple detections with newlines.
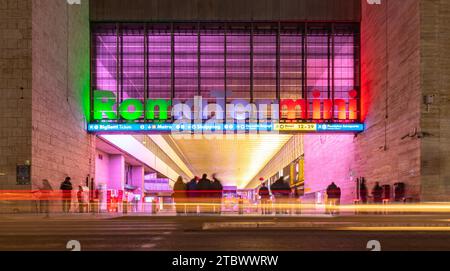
38, 179, 53, 218
186, 176, 199, 214
211, 174, 223, 214
326, 182, 338, 215
173, 176, 187, 214
60, 177, 73, 213
258, 182, 270, 215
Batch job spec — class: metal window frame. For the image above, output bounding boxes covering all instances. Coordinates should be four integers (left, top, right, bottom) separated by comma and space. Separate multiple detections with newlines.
90, 22, 361, 123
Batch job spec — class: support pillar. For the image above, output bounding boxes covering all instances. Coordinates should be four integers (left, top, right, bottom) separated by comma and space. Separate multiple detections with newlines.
108, 154, 125, 190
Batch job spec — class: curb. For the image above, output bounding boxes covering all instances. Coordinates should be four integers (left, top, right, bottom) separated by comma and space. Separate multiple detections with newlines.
202, 222, 450, 230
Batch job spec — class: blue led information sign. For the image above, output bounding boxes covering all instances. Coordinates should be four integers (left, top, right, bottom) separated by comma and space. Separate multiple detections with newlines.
316, 123, 365, 132
87, 123, 364, 133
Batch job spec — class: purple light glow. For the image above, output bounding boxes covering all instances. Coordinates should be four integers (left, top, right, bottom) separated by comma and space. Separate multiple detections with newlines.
92, 23, 360, 122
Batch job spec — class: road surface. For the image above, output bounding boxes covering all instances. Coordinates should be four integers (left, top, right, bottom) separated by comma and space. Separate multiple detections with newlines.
1, 215, 450, 251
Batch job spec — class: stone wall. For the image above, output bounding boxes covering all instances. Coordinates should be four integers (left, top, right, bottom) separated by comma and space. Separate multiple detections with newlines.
31, 0, 94, 191
282, 0, 423, 203
354, 0, 422, 200
420, 0, 450, 201
0, 0, 32, 194
90, 0, 360, 22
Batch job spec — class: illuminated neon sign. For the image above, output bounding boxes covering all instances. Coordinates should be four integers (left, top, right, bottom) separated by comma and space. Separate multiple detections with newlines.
280, 90, 359, 121
93, 90, 359, 123
94, 90, 172, 121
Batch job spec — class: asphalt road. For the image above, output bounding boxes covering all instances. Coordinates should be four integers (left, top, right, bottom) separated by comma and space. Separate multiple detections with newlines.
1, 215, 450, 251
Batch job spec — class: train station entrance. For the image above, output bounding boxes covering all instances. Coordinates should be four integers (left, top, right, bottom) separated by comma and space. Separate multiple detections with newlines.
87, 22, 364, 214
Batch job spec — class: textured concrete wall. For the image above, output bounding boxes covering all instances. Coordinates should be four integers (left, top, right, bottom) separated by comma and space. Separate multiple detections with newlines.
31, 0, 94, 190
420, 0, 450, 201
354, 0, 422, 200
94, 150, 110, 186
290, 0, 422, 203
90, 0, 360, 22
0, 0, 32, 191
304, 134, 356, 204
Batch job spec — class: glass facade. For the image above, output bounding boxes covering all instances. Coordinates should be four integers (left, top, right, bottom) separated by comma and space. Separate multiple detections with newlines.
91, 22, 360, 123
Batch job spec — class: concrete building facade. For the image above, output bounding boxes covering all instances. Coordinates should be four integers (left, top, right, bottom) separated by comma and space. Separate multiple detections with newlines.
1, 0, 450, 212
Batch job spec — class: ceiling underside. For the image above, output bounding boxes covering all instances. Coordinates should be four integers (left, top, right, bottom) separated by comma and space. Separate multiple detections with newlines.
167, 134, 292, 188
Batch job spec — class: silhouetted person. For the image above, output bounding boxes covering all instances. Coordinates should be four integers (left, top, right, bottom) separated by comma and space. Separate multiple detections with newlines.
326, 182, 339, 215
271, 177, 291, 214
292, 188, 301, 215
77, 186, 87, 213
197, 174, 211, 189
60, 177, 73, 213
173, 176, 187, 214
372, 182, 383, 203
258, 183, 270, 215
359, 178, 368, 203
211, 174, 223, 214
336, 185, 342, 215
238, 195, 244, 215
394, 183, 405, 202
38, 179, 53, 218
186, 176, 199, 214
197, 174, 212, 213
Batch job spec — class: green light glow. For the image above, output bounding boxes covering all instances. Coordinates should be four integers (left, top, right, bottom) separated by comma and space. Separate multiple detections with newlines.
93, 90, 117, 120
93, 90, 171, 121
119, 99, 143, 120
146, 99, 171, 120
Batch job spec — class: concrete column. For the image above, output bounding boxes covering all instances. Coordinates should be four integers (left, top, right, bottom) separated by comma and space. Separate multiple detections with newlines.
131, 166, 145, 212
108, 155, 125, 190
131, 166, 144, 188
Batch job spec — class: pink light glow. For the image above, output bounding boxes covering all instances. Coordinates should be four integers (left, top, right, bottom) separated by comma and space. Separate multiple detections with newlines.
92, 23, 360, 122
100, 135, 179, 181
304, 134, 355, 204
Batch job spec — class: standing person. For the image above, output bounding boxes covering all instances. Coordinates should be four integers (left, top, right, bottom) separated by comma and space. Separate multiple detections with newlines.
60, 177, 73, 213
292, 188, 301, 215
336, 185, 342, 215
372, 182, 383, 214
132, 192, 141, 213
197, 174, 212, 213
326, 182, 338, 215
372, 182, 383, 203
211, 174, 223, 214
359, 178, 368, 204
186, 176, 199, 214
270, 177, 286, 214
281, 178, 291, 214
258, 183, 270, 215
77, 186, 86, 213
38, 179, 53, 218
238, 195, 244, 215
394, 183, 405, 202
173, 176, 187, 214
